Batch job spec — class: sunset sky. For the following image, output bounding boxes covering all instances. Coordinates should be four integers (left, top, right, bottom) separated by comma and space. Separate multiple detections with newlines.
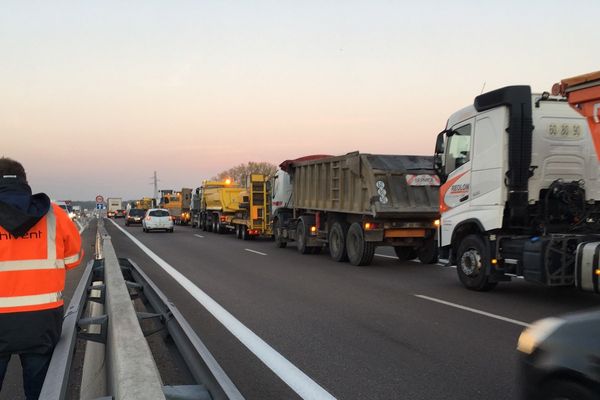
2, 0, 598, 200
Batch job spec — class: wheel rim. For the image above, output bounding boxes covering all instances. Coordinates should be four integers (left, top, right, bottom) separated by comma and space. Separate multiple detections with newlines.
460, 248, 482, 277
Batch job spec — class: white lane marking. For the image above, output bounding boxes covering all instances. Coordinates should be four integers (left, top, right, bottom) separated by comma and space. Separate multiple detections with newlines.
415, 294, 530, 327
245, 249, 267, 256
108, 218, 336, 400
194, 234, 204, 238
375, 253, 398, 259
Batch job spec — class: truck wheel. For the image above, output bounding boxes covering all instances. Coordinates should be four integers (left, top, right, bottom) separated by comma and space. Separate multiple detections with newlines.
346, 223, 375, 266
394, 247, 417, 261
296, 220, 311, 254
456, 234, 497, 291
274, 218, 287, 248
417, 239, 439, 264
329, 222, 349, 262
241, 227, 249, 240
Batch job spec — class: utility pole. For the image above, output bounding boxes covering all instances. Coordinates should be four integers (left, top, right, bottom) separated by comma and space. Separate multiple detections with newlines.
150, 171, 159, 205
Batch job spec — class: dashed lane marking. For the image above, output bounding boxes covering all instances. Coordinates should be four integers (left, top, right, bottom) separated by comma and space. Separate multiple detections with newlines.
414, 294, 530, 327
194, 234, 204, 238
245, 249, 267, 256
108, 218, 336, 400
374, 253, 397, 259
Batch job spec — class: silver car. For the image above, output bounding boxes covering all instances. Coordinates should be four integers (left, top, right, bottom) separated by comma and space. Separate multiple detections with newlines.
142, 208, 174, 233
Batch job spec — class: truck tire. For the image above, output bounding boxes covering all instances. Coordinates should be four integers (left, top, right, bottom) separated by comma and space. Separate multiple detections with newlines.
241, 227, 249, 240
346, 222, 375, 266
296, 220, 311, 254
394, 247, 417, 261
417, 239, 439, 264
274, 218, 287, 248
329, 222, 349, 262
456, 234, 497, 291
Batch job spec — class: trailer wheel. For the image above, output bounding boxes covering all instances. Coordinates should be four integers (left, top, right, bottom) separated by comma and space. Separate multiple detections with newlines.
417, 239, 439, 264
329, 222, 349, 262
346, 223, 375, 266
296, 220, 311, 254
456, 234, 497, 291
274, 218, 287, 248
241, 227, 249, 241
394, 247, 417, 261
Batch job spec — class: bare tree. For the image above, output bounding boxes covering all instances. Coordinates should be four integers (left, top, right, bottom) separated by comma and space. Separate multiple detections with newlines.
212, 161, 277, 186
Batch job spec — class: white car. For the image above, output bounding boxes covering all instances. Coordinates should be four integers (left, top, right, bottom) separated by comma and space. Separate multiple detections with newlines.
142, 208, 174, 233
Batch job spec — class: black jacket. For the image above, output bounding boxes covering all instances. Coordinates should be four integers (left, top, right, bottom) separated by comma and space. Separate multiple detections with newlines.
0, 177, 62, 355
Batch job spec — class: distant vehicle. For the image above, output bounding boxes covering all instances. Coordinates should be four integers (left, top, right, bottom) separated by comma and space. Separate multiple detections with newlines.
143, 208, 174, 233
125, 208, 146, 226
114, 209, 126, 218
107, 197, 123, 218
160, 188, 192, 225
55, 200, 76, 220
518, 309, 600, 400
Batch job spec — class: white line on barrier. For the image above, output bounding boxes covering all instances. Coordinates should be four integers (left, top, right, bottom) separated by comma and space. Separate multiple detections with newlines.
194, 234, 204, 238
414, 294, 530, 327
108, 218, 336, 400
245, 249, 267, 256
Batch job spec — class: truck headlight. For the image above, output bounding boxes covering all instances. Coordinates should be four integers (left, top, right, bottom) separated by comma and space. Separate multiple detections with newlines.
517, 317, 564, 355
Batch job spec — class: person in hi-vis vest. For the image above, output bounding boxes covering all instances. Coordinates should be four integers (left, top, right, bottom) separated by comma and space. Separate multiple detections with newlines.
0, 157, 83, 400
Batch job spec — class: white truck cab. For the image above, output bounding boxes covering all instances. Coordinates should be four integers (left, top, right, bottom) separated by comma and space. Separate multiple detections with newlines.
436, 86, 600, 292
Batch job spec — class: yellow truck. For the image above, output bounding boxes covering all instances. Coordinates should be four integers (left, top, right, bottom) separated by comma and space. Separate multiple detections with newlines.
134, 197, 155, 210
160, 188, 192, 225
191, 180, 246, 233
230, 174, 272, 240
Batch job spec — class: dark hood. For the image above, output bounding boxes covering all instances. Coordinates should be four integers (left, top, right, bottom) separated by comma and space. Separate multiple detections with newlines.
0, 178, 50, 237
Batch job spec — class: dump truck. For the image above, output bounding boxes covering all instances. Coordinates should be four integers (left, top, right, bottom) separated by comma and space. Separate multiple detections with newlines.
271, 152, 440, 266
160, 188, 192, 225
434, 71, 600, 293
192, 180, 246, 233
230, 174, 272, 240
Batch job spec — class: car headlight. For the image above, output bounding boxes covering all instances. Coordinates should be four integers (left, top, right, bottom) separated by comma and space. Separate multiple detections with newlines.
517, 317, 564, 355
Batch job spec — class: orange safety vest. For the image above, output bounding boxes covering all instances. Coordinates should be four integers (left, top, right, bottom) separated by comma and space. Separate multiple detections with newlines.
0, 204, 83, 313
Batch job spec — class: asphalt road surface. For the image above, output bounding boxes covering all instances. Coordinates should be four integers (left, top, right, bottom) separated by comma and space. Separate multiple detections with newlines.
100, 218, 599, 400
2, 217, 598, 400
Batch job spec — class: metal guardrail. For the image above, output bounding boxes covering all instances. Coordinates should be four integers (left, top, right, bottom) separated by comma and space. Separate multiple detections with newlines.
121, 258, 244, 400
39, 259, 99, 400
40, 217, 244, 400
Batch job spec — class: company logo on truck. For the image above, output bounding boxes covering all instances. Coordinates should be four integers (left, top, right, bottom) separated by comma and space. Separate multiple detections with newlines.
440, 171, 470, 212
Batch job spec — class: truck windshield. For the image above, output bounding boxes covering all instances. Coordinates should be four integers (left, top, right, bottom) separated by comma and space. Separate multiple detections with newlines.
444, 124, 472, 174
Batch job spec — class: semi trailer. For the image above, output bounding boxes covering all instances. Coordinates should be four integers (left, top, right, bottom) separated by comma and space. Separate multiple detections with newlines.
435, 71, 600, 293
191, 179, 246, 233
230, 174, 272, 240
271, 152, 440, 266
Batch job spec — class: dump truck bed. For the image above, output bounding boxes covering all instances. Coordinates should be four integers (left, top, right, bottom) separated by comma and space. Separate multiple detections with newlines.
287, 152, 439, 218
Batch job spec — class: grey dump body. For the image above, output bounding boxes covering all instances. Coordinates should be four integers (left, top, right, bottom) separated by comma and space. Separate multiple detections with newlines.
289, 152, 439, 219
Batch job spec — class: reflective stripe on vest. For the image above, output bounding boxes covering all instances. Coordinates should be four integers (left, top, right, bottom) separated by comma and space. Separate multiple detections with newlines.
0, 207, 63, 309
0, 292, 63, 308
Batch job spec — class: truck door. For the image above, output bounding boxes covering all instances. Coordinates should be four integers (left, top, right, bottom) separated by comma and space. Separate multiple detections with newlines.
440, 120, 473, 246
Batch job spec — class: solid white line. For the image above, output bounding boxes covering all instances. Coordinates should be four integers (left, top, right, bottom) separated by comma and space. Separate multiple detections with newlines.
414, 294, 530, 327
108, 219, 335, 400
375, 253, 398, 259
245, 249, 267, 256
194, 234, 204, 238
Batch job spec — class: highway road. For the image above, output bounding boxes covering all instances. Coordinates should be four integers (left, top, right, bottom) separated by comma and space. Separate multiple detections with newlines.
1, 216, 598, 400
102, 217, 598, 400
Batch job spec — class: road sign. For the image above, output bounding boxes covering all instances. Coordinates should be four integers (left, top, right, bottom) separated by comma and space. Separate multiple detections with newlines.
96, 195, 104, 203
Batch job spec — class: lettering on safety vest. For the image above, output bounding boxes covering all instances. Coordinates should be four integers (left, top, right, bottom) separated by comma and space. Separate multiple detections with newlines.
0, 230, 43, 240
